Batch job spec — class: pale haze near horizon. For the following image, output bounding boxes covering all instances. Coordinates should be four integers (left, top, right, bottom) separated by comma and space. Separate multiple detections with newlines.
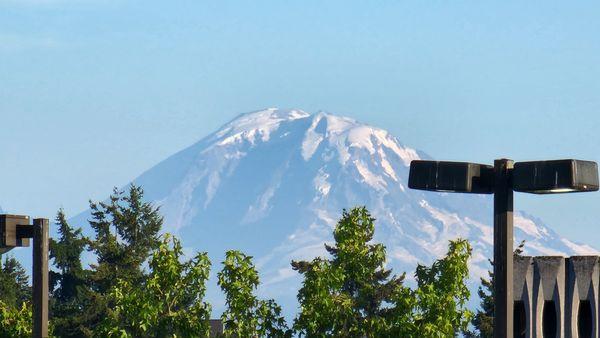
1, 1, 600, 247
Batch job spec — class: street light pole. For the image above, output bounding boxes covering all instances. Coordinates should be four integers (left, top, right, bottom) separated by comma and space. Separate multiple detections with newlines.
32, 218, 49, 338
408, 158, 598, 338
0, 215, 49, 338
493, 159, 513, 338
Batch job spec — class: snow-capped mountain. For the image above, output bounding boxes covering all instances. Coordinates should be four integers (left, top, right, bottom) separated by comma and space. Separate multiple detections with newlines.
75, 108, 597, 315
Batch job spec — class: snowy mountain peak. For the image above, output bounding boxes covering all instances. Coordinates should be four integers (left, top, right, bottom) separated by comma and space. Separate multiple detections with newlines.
104, 108, 597, 316
300, 111, 421, 168
215, 108, 310, 145
208, 108, 422, 171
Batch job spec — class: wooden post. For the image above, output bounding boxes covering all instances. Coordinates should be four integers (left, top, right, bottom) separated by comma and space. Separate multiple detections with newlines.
32, 218, 49, 338
494, 159, 514, 338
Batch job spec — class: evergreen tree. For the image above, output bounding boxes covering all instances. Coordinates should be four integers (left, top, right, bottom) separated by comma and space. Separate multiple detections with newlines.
292, 207, 473, 337
89, 185, 162, 292
0, 255, 30, 308
218, 250, 291, 338
49, 208, 90, 338
465, 241, 525, 338
292, 207, 405, 337
84, 184, 163, 334
0, 255, 32, 337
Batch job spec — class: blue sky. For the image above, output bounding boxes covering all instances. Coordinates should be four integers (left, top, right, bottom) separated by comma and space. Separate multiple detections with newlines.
1, 1, 600, 246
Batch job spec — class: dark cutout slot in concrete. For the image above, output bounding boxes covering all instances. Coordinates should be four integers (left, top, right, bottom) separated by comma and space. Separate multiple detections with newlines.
578, 300, 593, 338
514, 300, 526, 338
543, 300, 557, 338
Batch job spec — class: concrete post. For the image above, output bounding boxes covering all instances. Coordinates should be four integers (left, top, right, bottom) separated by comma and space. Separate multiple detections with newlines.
565, 256, 599, 338
513, 256, 534, 338
533, 256, 565, 338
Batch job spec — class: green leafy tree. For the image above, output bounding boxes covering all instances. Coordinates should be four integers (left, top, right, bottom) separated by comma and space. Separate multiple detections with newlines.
382, 280, 418, 336
291, 257, 353, 336
411, 239, 473, 337
384, 240, 474, 337
465, 241, 525, 338
218, 250, 291, 338
50, 209, 91, 337
98, 234, 212, 338
292, 207, 406, 337
84, 184, 163, 334
293, 207, 474, 337
0, 301, 32, 338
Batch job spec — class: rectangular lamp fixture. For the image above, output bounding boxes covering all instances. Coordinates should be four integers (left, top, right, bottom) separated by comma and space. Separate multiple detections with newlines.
513, 159, 599, 194
0, 214, 31, 254
408, 160, 494, 194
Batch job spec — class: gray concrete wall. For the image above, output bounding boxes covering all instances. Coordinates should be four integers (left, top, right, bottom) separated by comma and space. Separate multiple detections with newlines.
512, 256, 600, 338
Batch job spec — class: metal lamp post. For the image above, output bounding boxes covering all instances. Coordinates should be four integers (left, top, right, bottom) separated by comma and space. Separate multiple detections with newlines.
0, 214, 49, 338
408, 158, 599, 338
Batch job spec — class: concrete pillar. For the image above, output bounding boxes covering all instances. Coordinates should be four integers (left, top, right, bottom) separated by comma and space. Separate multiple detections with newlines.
533, 256, 565, 338
565, 256, 599, 338
514, 256, 534, 338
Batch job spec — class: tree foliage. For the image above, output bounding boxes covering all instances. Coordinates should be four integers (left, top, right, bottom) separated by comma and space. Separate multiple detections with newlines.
292, 207, 405, 337
218, 250, 291, 338
292, 207, 473, 337
0, 254, 30, 337
98, 234, 212, 338
0, 189, 479, 337
0, 254, 33, 337
89, 185, 162, 292
0, 255, 56, 337
0, 255, 30, 308
411, 239, 473, 336
0, 301, 32, 338
50, 209, 90, 337
84, 185, 163, 333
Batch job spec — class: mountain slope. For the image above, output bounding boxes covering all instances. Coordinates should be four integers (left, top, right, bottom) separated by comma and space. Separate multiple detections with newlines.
76, 108, 597, 315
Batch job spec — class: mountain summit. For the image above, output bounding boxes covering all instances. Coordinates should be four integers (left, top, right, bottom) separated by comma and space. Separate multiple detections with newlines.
94, 108, 597, 312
